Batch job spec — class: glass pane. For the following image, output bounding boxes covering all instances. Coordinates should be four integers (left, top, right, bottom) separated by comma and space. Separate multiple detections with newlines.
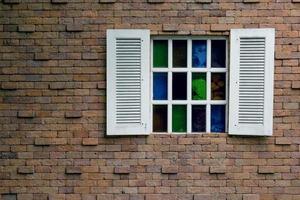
172, 73, 187, 100
173, 40, 187, 68
192, 73, 206, 100
211, 105, 225, 132
192, 40, 207, 68
153, 72, 168, 100
153, 105, 168, 132
211, 40, 226, 68
153, 40, 168, 68
192, 105, 206, 132
172, 105, 187, 132
211, 73, 226, 100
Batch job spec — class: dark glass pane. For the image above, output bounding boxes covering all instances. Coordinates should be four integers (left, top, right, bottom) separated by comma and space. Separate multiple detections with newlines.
192, 73, 206, 100
172, 105, 187, 132
211, 73, 226, 100
153, 40, 168, 68
153, 72, 168, 100
173, 40, 187, 68
192, 40, 207, 68
192, 105, 206, 132
211, 40, 226, 68
172, 73, 187, 100
153, 105, 168, 132
211, 105, 225, 132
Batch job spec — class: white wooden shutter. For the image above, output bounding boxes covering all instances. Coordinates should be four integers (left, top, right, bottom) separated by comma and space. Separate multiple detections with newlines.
106, 29, 150, 136
229, 28, 275, 136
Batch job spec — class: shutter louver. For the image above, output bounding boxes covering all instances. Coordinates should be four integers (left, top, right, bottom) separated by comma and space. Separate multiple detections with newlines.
229, 29, 275, 136
107, 30, 150, 136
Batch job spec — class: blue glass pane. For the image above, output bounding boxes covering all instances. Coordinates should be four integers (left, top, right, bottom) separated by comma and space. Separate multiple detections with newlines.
192, 40, 207, 68
153, 72, 168, 100
211, 105, 225, 132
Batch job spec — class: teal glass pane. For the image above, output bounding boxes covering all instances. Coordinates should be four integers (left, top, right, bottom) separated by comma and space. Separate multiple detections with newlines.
192, 105, 206, 132
172, 73, 187, 100
192, 40, 207, 68
192, 73, 206, 100
211, 73, 226, 100
153, 40, 168, 68
211, 105, 225, 132
173, 40, 187, 68
153, 72, 167, 100
172, 105, 187, 132
153, 105, 168, 132
211, 40, 226, 68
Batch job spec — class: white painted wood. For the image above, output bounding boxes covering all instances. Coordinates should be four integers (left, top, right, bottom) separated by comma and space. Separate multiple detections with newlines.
229, 28, 275, 136
106, 29, 150, 135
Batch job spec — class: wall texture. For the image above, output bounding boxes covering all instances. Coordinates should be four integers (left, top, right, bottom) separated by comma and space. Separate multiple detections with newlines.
1, 0, 300, 199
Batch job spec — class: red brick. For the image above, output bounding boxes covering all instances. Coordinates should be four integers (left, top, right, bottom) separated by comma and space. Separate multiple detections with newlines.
276, 137, 292, 145
243, 194, 259, 200
1, 82, 17, 90
49, 82, 66, 90
2, 0, 19, 4
162, 24, 178, 32
147, 0, 164, 3
258, 166, 275, 174
195, 0, 212, 3
65, 111, 82, 118
17, 166, 34, 174
51, 0, 68, 3
161, 166, 178, 174
18, 25, 35, 33
292, 81, 300, 89
34, 53, 51, 61
243, 0, 259, 3
82, 138, 98, 146
114, 166, 130, 174
209, 166, 226, 174
66, 24, 83, 32
99, 0, 116, 3
17, 111, 35, 118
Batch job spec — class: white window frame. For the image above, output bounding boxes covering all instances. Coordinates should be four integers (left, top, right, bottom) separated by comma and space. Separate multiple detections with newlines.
150, 36, 229, 134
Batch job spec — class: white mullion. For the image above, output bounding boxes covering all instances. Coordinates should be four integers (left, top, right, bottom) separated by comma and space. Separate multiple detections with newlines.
187, 39, 192, 133
168, 39, 172, 133
150, 39, 154, 133
206, 39, 211, 133
225, 39, 229, 132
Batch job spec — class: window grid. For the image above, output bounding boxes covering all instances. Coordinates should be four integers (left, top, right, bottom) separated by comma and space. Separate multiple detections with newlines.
151, 37, 228, 133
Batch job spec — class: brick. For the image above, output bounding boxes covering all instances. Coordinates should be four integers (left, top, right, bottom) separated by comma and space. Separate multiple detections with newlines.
258, 166, 275, 174
2, 194, 17, 200
34, 138, 51, 146
17, 166, 34, 174
147, 0, 164, 3
193, 194, 211, 200
66, 24, 84, 32
51, 0, 68, 3
276, 137, 292, 145
114, 166, 130, 174
162, 24, 178, 32
243, 194, 259, 200
17, 111, 35, 118
33, 194, 48, 200
18, 25, 35, 33
49, 82, 66, 90
82, 53, 99, 60
292, 0, 300, 2
1, 82, 17, 90
243, 0, 259, 3
0, 152, 17, 159
292, 81, 300, 89
2, 0, 19, 4
97, 82, 106, 89
82, 138, 98, 146
99, 0, 116, 3
65, 166, 82, 174
65, 111, 82, 118
209, 166, 226, 174
34, 53, 51, 61
161, 166, 178, 174
195, 0, 212, 3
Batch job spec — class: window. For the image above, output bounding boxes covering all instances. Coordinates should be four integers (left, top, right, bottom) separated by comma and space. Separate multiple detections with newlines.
106, 29, 275, 136
151, 38, 228, 133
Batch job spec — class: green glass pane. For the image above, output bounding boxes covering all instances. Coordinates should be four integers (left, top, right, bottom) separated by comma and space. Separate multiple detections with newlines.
172, 105, 187, 132
192, 73, 206, 100
153, 40, 168, 68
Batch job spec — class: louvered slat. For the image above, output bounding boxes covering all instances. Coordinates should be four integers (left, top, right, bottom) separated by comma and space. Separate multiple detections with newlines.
115, 38, 142, 124
238, 37, 265, 124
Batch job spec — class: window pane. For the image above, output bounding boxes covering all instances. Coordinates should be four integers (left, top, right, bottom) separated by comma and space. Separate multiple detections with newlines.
172, 105, 187, 132
192, 105, 206, 132
153, 72, 168, 100
211, 40, 226, 68
173, 40, 187, 68
153, 40, 168, 68
192, 73, 206, 100
172, 73, 187, 100
153, 105, 168, 132
192, 40, 207, 68
211, 105, 225, 132
211, 73, 226, 100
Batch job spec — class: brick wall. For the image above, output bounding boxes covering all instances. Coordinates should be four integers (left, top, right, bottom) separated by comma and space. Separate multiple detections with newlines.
0, 0, 300, 199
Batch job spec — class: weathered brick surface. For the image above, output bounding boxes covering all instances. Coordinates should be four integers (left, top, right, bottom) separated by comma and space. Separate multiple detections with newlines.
1, 0, 300, 199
